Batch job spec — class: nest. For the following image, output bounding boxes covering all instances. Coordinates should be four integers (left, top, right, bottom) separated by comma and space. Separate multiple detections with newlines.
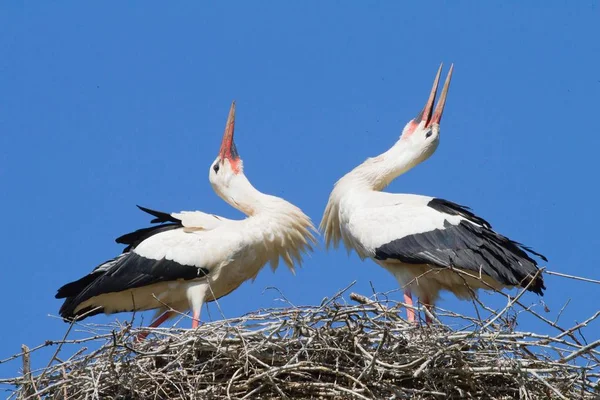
3, 285, 600, 399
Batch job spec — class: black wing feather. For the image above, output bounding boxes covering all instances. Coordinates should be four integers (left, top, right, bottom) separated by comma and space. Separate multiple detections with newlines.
116, 223, 181, 253
56, 252, 209, 320
136, 205, 181, 224
114, 206, 183, 253
56, 205, 199, 321
375, 198, 546, 295
427, 198, 492, 228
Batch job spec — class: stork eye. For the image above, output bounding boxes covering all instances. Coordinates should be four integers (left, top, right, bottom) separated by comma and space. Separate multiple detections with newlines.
425, 131, 433, 138
213, 163, 220, 173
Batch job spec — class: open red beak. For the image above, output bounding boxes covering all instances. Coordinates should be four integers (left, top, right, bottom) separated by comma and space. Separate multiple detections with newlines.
414, 64, 454, 128
219, 101, 240, 162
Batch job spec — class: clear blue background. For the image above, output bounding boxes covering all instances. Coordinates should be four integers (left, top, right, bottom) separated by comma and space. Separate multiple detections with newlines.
1, 1, 599, 383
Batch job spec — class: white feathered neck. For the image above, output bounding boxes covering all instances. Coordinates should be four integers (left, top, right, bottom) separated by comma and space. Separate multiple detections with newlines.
320, 137, 436, 250
222, 170, 317, 274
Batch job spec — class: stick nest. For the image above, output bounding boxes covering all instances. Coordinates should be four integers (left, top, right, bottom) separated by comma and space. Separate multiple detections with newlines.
4, 291, 600, 399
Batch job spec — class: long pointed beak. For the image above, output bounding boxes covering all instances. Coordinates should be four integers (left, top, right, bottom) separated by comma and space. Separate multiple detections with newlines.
428, 64, 453, 127
414, 63, 443, 125
219, 101, 239, 161
414, 64, 454, 128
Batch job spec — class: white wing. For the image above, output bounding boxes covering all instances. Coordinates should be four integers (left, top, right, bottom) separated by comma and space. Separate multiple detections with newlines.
342, 193, 545, 294
134, 226, 245, 271
172, 210, 234, 231
345, 197, 462, 256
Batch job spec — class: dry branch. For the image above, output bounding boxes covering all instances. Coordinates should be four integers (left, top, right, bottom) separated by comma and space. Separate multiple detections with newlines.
2, 289, 599, 400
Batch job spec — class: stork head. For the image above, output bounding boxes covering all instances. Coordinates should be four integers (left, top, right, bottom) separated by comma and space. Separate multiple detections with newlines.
398, 64, 453, 158
209, 101, 244, 193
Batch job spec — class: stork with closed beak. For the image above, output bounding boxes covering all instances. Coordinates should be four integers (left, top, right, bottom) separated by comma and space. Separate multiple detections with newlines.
56, 102, 316, 330
320, 65, 546, 323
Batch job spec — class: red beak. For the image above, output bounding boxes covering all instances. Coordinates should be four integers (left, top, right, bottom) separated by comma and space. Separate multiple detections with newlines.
219, 101, 239, 161
414, 64, 454, 128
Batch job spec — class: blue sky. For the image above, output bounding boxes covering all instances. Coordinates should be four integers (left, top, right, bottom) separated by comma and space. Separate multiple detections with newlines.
1, 2, 599, 381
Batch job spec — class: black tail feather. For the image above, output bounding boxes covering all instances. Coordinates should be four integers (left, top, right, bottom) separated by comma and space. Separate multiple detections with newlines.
55, 271, 103, 299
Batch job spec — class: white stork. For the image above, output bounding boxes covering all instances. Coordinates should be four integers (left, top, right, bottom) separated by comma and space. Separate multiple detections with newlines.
56, 102, 316, 330
320, 64, 546, 323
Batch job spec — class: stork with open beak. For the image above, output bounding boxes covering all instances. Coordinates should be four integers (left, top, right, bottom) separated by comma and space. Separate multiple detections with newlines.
56, 102, 316, 330
320, 65, 546, 323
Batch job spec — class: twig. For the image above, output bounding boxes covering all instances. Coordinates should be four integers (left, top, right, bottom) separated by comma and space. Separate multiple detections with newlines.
560, 340, 600, 363
20, 345, 37, 399
4, 283, 599, 400
544, 270, 600, 285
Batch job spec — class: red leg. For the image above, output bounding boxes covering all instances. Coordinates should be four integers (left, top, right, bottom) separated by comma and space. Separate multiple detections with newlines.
136, 311, 173, 341
150, 311, 174, 328
404, 289, 416, 323
192, 309, 200, 329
